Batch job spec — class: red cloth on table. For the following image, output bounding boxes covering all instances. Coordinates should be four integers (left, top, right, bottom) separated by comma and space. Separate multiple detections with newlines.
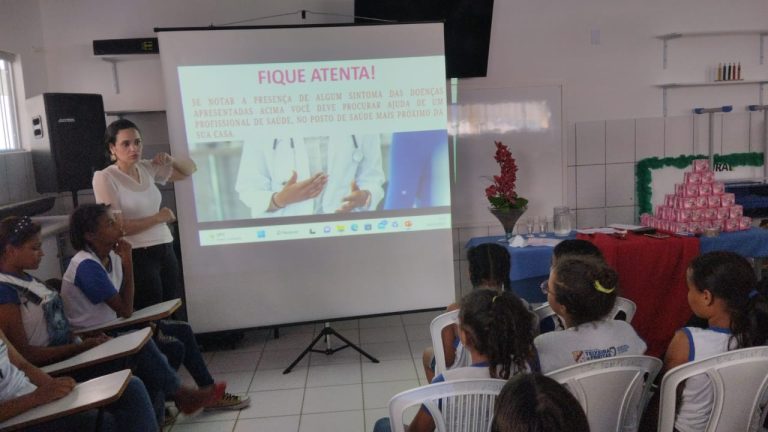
576, 233, 700, 358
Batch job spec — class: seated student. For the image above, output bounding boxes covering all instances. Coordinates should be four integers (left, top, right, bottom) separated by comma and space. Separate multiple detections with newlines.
61, 204, 249, 411
541, 239, 604, 295
664, 251, 768, 432
0, 216, 224, 423
0, 329, 158, 431
377, 289, 536, 432
492, 373, 590, 432
534, 256, 646, 373
422, 243, 529, 383
539, 239, 605, 332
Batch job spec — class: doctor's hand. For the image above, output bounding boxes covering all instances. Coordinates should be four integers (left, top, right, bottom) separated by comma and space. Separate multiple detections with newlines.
272, 171, 327, 209
336, 181, 371, 213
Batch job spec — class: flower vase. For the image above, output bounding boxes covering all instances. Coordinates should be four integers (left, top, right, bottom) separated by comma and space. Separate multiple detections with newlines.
489, 207, 527, 240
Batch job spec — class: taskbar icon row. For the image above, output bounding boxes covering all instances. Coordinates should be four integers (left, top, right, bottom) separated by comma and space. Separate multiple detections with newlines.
199, 214, 451, 246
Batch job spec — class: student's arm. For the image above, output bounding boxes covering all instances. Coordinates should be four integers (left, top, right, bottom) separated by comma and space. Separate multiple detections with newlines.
664, 329, 691, 404
407, 407, 436, 432
664, 330, 690, 373
0, 304, 100, 366
102, 240, 134, 318
441, 303, 459, 369
0, 331, 75, 421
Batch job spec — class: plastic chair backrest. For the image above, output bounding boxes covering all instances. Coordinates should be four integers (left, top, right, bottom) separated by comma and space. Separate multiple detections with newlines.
546, 355, 662, 432
388, 378, 506, 432
533, 296, 636, 330
430, 310, 467, 376
611, 297, 637, 323
657, 345, 768, 432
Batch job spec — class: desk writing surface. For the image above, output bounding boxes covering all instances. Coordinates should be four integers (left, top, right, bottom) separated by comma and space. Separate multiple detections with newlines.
0, 369, 131, 431
42, 327, 151, 375
73, 298, 181, 335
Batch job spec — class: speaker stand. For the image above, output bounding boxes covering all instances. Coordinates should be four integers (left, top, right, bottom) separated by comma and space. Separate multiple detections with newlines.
283, 322, 379, 374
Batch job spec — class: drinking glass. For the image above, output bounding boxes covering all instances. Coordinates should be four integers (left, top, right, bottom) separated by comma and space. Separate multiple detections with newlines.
538, 217, 549, 237
525, 217, 535, 237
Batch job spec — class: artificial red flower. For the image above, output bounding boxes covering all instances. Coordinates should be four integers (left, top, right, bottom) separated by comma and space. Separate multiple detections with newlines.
486, 141, 528, 210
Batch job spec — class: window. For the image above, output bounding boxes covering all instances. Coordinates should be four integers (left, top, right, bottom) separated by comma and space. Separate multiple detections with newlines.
0, 51, 20, 151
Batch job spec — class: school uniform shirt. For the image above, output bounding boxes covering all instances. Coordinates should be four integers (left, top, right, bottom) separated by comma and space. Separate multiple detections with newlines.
0, 338, 36, 400
534, 319, 647, 373
0, 273, 51, 347
675, 327, 736, 432
61, 250, 123, 331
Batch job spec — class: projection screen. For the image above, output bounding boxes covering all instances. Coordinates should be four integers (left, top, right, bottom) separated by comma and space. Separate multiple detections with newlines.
156, 23, 454, 332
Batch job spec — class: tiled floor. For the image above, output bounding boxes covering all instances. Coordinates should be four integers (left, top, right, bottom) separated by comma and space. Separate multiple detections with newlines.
167, 310, 443, 432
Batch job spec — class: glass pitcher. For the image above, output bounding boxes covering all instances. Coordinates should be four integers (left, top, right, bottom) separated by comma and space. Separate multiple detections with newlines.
553, 206, 573, 237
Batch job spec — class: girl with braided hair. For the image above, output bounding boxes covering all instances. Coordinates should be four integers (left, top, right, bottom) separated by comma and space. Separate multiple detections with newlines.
375, 288, 536, 432
422, 243, 530, 382
534, 256, 646, 373
664, 251, 768, 432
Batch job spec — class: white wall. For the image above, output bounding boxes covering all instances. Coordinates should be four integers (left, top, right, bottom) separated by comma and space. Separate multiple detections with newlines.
1, 0, 763, 128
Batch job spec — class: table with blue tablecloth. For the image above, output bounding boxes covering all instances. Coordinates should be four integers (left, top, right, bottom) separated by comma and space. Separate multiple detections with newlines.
465, 233, 577, 303
699, 227, 768, 256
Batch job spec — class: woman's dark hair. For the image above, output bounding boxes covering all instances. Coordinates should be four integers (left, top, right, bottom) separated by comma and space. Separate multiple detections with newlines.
104, 119, 141, 154
458, 289, 534, 379
688, 251, 768, 348
467, 243, 511, 291
553, 239, 603, 262
0, 216, 42, 257
70, 204, 110, 251
551, 256, 618, 326
492, 373, 590, 432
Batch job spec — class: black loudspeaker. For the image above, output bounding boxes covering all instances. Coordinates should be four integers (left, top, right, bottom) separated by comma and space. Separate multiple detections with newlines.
26, 93, 108, 194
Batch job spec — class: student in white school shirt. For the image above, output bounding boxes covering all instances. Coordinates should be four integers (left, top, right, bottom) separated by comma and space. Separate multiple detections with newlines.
534, 256, 646, 374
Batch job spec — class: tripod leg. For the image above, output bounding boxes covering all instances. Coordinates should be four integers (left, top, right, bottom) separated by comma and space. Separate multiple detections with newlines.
326, 328, 379, 364
283, 329, 327, 374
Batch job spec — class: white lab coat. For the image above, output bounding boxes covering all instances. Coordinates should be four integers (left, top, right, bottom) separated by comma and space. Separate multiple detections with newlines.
235, 135, 385, 217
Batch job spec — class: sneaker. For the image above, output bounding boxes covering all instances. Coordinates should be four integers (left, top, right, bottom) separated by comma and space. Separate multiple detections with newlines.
204, 392, 251, 411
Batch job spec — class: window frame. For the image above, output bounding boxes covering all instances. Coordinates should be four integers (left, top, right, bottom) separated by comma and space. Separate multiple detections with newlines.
0, 50, 21, 152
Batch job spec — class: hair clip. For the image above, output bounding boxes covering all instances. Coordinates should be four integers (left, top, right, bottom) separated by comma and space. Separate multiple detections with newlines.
594, 280, 615, 294
11, 216, 32, 234
748, 289, 759, 299
7, 216, 32, 243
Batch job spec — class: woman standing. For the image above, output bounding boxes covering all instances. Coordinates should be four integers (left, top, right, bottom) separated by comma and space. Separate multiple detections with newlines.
92, 119, 196, 310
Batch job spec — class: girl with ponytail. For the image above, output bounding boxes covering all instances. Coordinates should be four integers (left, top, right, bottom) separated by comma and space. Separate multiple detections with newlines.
665, 251, 768, 432
534, 256, 647, 373
374, 289, 536, 432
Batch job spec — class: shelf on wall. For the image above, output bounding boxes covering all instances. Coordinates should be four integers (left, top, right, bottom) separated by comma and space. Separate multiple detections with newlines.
656, 30, 768, 41
658, 30, 767, 69
105, 109, 166, 116
656, 80, 768, 89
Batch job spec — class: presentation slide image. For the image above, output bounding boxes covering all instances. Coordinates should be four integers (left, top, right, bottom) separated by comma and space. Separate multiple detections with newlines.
190, 129, 450, 222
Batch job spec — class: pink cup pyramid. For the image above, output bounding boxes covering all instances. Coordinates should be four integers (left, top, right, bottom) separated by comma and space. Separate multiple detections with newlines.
640, 159, 751, 234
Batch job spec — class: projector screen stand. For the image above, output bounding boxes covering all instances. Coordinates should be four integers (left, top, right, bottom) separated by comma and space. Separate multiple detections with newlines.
283, 322, 379, 374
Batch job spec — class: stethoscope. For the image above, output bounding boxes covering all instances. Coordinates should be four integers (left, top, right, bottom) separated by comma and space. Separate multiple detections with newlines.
272, 136, 363, 163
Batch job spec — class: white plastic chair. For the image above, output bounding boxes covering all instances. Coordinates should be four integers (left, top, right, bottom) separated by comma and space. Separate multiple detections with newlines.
534, 296, 637, 331
546, 355, 662, 432
429, 310, 470, 377
657, 345, 768, 432
387, 378, 507, 432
